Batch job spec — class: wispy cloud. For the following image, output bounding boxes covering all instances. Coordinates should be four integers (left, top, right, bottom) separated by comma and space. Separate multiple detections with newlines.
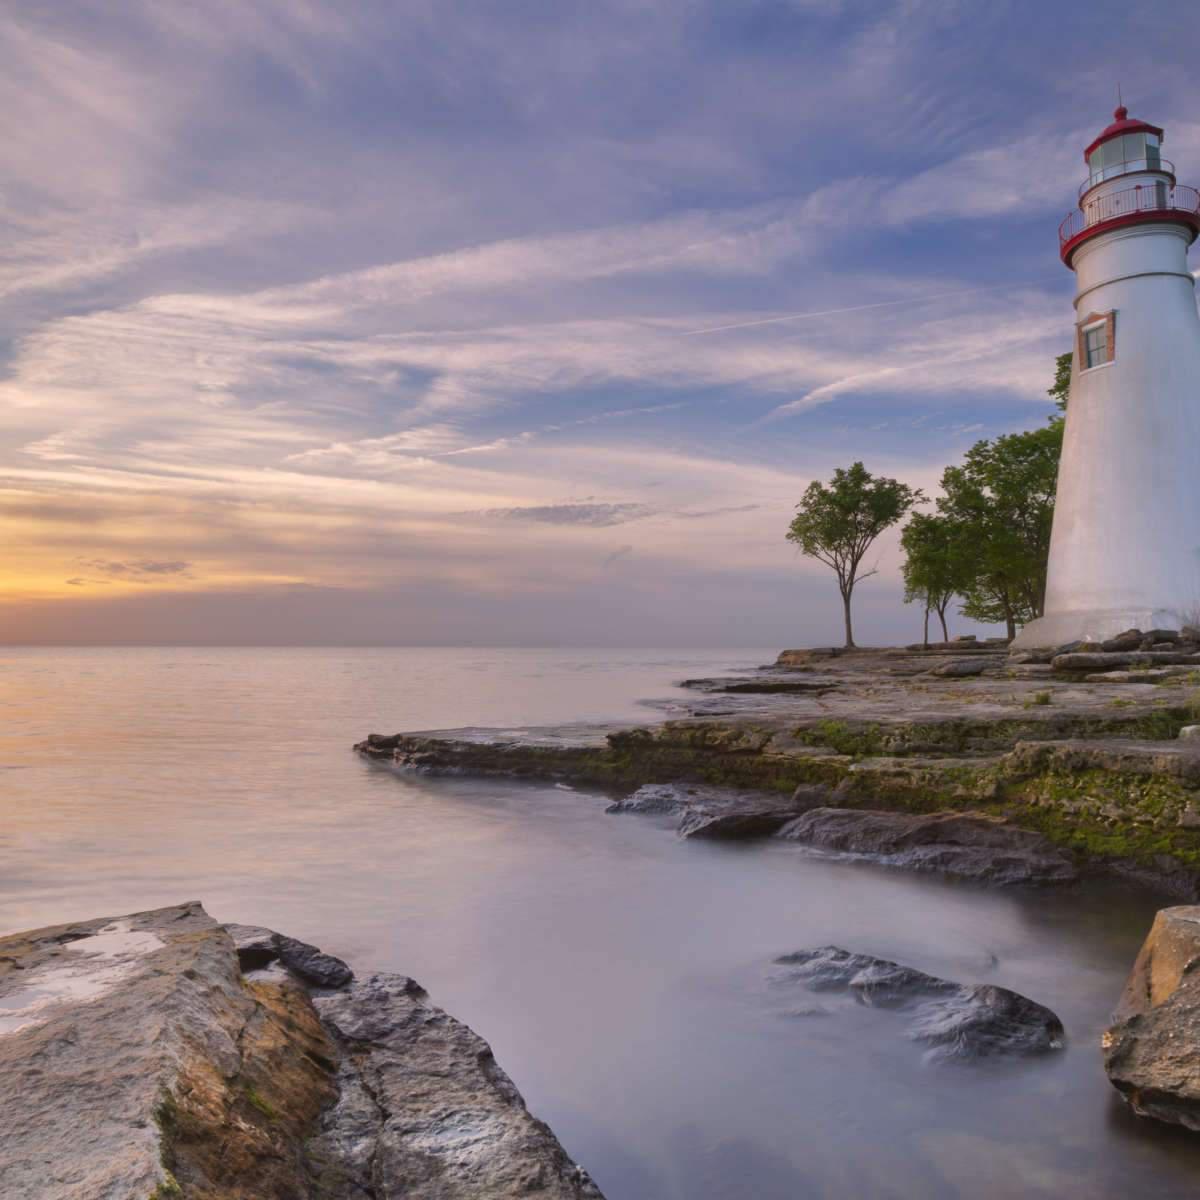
480, 503, 657, 527
0, 0, 1181, 644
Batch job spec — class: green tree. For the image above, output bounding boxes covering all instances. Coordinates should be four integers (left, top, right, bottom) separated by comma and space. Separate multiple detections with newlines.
1048, 351, 1072, 412
900, 513, 970, 644
787, 462, 924, 649
936, 422, 1062, 639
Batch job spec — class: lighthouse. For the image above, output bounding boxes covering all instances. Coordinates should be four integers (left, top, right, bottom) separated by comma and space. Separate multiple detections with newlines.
1013, 105, 1200, 649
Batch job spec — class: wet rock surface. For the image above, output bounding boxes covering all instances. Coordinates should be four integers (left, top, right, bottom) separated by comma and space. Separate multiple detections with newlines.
1105, 906, 1200, 1131
775, 807, 1079, 885
771, 946, 1065, 1062
0, 903, 603, 1200
310, 976, 601, 1198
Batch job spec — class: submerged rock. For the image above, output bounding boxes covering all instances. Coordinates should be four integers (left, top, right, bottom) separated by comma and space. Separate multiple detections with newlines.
775, 808, 1079, 886
1104, 906, 1200, 1131
772, 946, 1064, 1062
0, 903, 603, 1199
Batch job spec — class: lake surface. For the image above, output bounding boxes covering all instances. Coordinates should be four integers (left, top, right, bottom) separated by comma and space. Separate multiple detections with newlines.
2, 646, 1199, 1198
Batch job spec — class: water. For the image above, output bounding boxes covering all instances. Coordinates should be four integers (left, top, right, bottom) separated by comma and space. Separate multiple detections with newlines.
2, 646, 1198, 1197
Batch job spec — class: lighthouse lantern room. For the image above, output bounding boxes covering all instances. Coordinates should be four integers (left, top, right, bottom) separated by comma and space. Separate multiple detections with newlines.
1013, 106, 1200, 648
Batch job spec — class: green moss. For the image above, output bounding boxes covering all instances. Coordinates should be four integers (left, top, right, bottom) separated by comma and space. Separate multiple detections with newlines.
1004, 768, 1200, 869
244, 1085, 280, 1121
1128, 709, 1190, 740
1024, 691, 1052, 708
148, 1179, 181, 1199
149, 1174, 182, 1199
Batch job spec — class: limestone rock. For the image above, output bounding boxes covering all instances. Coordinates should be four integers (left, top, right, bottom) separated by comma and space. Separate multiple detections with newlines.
1052, 650, 1200, 671
0, 903, 604, 1200
1102, 629, 1146, 652
0, 902, 336, 1200
1104, 907, 1200, 1131
310, 975, 602, 1198
774, 807, 1079, 885
929, 658, 992, 678
775, 647, 842, 667
771, 946, 1064, 1062
1180, 726, 1200, 742
226, 922, 354, 989
671, 784, 829, 840
678, 806, 803, 839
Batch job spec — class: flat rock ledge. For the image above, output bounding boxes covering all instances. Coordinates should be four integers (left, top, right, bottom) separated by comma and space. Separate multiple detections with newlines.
357, 643, 1200, 897
1105, 906, 1200, 1132
770, 946, 1064, 1062
0, 902, 603, 1200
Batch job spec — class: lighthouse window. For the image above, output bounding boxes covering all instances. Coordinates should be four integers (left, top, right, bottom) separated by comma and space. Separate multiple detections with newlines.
1084, 323, 1109, 369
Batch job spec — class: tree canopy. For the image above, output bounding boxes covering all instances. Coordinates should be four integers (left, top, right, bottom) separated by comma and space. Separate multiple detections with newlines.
1048, 351, 1072, 412
787, 462, 924, 648
933, 421, 1062, 638
899, 512, 971, 644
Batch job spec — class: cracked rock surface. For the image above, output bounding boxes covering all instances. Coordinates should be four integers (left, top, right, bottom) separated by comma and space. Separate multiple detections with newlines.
0, 902, 602, 1199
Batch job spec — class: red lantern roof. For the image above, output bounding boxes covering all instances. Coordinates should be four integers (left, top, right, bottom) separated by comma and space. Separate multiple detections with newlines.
1083, 106, 1164, 162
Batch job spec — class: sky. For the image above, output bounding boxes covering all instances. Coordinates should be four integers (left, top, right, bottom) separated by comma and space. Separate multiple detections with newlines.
1, 0, 1198, 647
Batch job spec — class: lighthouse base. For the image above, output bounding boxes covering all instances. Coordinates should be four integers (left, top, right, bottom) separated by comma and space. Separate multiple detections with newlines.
1011, 607, 1185, 651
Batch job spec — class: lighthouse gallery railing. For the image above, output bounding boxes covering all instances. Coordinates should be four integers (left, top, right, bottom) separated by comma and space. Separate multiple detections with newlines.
1059, 183, 1200, 251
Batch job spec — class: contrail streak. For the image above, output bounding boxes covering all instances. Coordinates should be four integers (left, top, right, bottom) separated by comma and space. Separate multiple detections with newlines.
680, 281, 1048, 336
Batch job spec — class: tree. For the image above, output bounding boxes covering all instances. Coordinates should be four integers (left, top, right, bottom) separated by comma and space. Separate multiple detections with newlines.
900, 513, 970, 644
787, 462, 924, 649
936, 422, 1062, 639
1048, 351, 1072, 412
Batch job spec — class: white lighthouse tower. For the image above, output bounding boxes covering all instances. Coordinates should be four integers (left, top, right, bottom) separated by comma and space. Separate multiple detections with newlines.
1014, 105, 1200, 649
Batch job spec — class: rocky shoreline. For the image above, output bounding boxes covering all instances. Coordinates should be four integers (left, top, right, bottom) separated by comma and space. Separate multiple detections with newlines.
351, 637, 1200, 1140
0, 902, 602, 1200
356, 641, 1200, 898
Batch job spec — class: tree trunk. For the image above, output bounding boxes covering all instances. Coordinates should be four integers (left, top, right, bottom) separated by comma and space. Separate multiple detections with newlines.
922, 604, 930, 649
842, 588, 855, 649
936, 605, 949, 642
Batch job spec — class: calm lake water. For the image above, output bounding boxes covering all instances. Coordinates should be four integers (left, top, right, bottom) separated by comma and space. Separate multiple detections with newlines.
2, 646, 1199, 1198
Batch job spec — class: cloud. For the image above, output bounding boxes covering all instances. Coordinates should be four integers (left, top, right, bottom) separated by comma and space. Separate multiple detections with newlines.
480, 503, 658, 527
676, 504, 763, 520
74, 558, 194, 582
1, 0, 1176, 645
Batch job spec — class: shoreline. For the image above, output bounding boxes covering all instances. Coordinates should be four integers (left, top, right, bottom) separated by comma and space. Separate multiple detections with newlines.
356, 643, 1200, 899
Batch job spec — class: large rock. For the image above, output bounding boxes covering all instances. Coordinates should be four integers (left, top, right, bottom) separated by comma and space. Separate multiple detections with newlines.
1101, 629, 1147, 653
310, 976, 601, 1197
1104, 906, 1200, 1131
1052, 650, 1200, 671
771, 946, 1064, 1061
0, 903, 603, 1199
774, 807, 1079, 885
928, 658, 993, 678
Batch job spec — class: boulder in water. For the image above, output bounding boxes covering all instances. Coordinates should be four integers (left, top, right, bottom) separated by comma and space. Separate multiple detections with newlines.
772, 946, 1064, 1062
